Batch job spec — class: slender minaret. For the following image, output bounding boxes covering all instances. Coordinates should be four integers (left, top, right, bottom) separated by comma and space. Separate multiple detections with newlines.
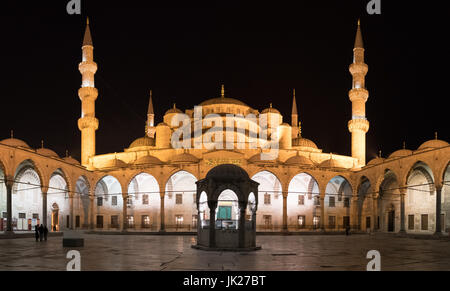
291, 89, 299, 138
77, 18, 99, 167
146, 90, 156, 138
348, 19, 370, 167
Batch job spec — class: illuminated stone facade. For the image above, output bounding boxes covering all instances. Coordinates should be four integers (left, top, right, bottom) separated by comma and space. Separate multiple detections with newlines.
0, 21, 449, 236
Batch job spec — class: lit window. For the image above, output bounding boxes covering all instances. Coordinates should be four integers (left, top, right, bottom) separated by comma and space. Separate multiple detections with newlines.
176, 194, 183, 205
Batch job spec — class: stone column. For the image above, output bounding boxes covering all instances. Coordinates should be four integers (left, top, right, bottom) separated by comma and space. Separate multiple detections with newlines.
208, 201, 217, 248
372, 196, 378, 232
122, 194, 128, 231
435, 184, 443, 235
159, 192, 165, 232
42, 190, 48, 227
89, 195, 94, 229
399, 187, 406, 233
320, 197, 325, 230
350, 196, 358, 230
282, 192, 288, 232
238, 202, 246, 248
69, 194, 74, 229
5, 176, 13, 232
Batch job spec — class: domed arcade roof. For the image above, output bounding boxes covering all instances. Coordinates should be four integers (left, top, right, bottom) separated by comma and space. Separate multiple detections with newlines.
0, 138, 32, 149
36, 148, 59, 158
170, 153, 199, 164
134, 155, 163, 165
63, 156, 80, 165
418, 139, 449, 150
284, 155, 314, 166
388, 149, 413, 159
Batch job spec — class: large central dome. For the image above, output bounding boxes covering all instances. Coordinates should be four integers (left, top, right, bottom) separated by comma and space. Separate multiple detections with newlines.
199, 97, 249, 107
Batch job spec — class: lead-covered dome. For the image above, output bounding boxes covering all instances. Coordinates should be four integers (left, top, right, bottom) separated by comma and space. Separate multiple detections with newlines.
284, 155, 314, 166
319, 158, 345, 169
388, 149, 413, 159
101, 158, 127, 169
36, 148, 59, 158
200, 97, 249, 107
292, 137, 318, 149
170, 153, 199, 164
63, 156, 80, 165
0, 138, 32, 149
134, 155, 163, 165
418, 139, 449, 150
367, 157, 385, 166
129, 136, 155, 149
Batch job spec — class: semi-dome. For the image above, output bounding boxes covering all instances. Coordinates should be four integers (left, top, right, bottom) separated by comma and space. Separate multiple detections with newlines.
292, 137, 318, 149
36, 148, 59, 158
134, 155, 163, 165
319, 158, 345, 169
102, 158, 127, 169
284, 155, 314, 166
418, 139, 449, 150
206, 164, 249, 181
129, 136, 155, 149
63, 156, 80, 165
170, 153, 199, 164
367, 157, 385, 166
200, 97, 249, 107
388, 149, 413, 159
0, 138, 32, 149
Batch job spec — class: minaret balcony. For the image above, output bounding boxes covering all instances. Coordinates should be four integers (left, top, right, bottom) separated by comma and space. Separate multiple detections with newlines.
78, 87, 98, 101
348, 88, 368, 102
349, 63, 368, 75
78, 61, 98, 74
348, 119, 369, 133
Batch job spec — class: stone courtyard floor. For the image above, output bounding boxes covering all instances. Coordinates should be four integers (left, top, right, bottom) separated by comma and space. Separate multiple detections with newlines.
0, 233, 449, 271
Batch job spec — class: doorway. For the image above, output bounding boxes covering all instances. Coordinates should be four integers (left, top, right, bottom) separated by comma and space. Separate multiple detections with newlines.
388, 210, 395, 232
51, 203, 59, 232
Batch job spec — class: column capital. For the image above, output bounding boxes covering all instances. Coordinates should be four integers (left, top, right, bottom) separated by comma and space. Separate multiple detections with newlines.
399, 186, 407, 195
4, 176, 14, 188
434, 182, 443, 191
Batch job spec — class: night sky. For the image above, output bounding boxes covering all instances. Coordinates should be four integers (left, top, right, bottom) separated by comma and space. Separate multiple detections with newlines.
0, 1, 445, 162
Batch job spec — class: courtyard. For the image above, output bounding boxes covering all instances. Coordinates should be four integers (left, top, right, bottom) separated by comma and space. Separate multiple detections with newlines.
0, 233, 449, 271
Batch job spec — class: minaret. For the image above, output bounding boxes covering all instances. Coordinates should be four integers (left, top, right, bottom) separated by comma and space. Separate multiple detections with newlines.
291, 89, 299, 138
77, 18, 99, 167
348, 19, 370, 167
146, 90, 156, 138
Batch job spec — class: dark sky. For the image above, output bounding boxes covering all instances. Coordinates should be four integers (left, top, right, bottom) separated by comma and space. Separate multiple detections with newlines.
0, 1, 445, 162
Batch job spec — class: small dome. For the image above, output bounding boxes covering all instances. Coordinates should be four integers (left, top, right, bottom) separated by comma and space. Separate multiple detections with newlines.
102, 158, 127, 169
261, 105, 280, 114
206, 164, 249, 181
63, 156, 80, 165
248, 153, 277, 164
388, 149, 413, 159
292, 138, 318, 149
36, 148, 59, 158
170, 153, 199, 164
284, 155, 314, 166
165, 107, 183, 115
418, 139, 449, 150
319, 158, 345, 169
367, 157, 385, 166
129, 136, 155, 149
157, 122, 170, 127
134, 155, 163, 165
0, 138, 32, 149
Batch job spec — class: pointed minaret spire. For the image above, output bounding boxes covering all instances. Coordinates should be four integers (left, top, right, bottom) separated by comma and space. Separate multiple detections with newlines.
221, 84, 225, 98
83, 17, 93, 47
354, 19, 363, 49
146, 90, 156, 138
291, 88, 299, 138
41, 140, 44, 148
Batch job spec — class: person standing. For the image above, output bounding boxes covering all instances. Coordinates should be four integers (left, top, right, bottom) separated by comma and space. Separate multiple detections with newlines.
34, 225, 40, 242
43, 225, 48, 241
38, 224, 44, 242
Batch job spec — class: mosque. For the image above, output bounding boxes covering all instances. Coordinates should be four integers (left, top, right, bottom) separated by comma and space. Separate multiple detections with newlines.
0, 20, 448, 238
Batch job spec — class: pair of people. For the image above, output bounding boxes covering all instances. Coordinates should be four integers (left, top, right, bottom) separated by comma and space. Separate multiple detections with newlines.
34, 224, 48, 242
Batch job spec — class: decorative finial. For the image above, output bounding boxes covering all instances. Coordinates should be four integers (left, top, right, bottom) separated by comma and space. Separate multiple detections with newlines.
173, 103, 176, 109
150, 89, 152, 99
379, 150, 382, 158
293, 88, 296, 99
41, 140, 44, 148
221, 84, 225, 98
358, 18, 360, 26
10, 130, 13, 139
435, 132, 438, 140
269, 103, 272, 108
87, 17, 90, 25
403, 141, 406, 149
66, 150, 69, 158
